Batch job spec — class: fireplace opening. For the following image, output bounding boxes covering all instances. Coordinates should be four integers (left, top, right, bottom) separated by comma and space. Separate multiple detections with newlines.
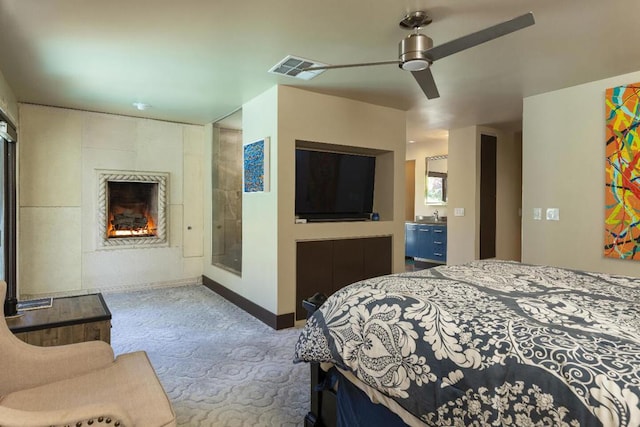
107, 181, 158, 238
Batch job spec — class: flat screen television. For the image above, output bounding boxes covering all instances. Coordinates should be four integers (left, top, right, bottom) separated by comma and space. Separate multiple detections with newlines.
295, 148, 375, 222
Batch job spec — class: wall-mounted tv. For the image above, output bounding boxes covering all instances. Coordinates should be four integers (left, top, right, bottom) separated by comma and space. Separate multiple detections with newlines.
295, 148, 375, 222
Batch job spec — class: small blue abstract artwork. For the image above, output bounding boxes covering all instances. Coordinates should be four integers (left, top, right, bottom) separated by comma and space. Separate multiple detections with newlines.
243, 138, 270, 192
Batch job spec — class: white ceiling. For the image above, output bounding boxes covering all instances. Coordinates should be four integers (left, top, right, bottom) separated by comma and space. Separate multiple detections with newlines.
1, 0, 639, 143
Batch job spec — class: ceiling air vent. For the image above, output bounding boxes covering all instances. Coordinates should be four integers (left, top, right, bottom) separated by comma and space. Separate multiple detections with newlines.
268, 55, 327, 80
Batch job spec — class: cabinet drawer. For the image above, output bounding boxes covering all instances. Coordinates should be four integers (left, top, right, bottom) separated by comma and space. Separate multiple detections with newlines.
432, 226, 447, 262
431, 240, 447, 262
433, 233, 447, 245
431, 225, 447, 235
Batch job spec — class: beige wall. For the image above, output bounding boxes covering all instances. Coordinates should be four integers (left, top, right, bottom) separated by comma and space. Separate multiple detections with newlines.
279, 86, 406, 317
203, 86, 280, 313
447, 126, 479, 265
203, 85, 406, 316
447, 125, 522, 265
0, 68, 18, 124
522, 70, 640, 276
405, 137, 448, 219
18, 104, 205, 296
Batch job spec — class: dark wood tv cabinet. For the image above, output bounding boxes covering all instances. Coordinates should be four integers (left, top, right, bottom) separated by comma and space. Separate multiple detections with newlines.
296, 236, 392, 320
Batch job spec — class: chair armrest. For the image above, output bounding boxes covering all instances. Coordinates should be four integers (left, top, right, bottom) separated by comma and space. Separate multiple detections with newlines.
0, 403, 133, 427
0, 337, 115, 395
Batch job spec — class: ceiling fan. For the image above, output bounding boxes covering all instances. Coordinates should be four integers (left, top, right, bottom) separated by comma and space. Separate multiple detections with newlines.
304, 11, 535, 99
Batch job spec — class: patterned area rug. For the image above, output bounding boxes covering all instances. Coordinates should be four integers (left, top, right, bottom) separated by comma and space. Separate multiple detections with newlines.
103, 285, 309, 426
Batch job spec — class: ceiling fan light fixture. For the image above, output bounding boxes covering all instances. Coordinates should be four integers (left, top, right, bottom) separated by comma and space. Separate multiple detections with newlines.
399, 33, 433, 72
402, 59, 430, 71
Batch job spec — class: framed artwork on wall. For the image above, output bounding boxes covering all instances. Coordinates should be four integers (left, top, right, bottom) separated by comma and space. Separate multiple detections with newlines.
605, 82, 640, 260
243, 137, 270, 193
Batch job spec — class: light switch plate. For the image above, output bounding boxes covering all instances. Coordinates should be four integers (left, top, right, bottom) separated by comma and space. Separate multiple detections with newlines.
533, 208, 542, 220
546, 208, 560, 221
454, 207, 465, 217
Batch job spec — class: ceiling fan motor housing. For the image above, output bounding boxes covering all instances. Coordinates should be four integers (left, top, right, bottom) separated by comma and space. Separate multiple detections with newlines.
399, 33, 433, 71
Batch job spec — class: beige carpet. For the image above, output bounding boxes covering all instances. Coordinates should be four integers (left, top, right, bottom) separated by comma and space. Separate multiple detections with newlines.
103, 285, 309, 426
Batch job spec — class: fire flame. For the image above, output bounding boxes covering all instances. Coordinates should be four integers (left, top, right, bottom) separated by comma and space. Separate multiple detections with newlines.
107, 210, 157, 238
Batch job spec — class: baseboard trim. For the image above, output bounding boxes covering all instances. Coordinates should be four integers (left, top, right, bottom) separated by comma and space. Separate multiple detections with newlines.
202, 275, 294, 330
20, 277, 203, 300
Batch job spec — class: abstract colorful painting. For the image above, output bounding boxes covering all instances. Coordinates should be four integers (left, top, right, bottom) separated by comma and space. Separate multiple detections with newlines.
605, 83, 640, 259
243, 137, 270, 192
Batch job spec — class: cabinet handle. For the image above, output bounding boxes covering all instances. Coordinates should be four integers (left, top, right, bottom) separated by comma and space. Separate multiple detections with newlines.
434, 252, 443, 256
434, 230, 443, 233
434, 241, 442, 244
419, 229, 429, 232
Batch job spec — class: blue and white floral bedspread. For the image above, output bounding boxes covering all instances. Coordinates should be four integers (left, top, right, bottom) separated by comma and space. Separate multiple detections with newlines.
293, 260, 640, 426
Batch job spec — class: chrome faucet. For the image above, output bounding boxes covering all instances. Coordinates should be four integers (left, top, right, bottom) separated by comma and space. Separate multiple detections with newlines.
433, 209, 439, 222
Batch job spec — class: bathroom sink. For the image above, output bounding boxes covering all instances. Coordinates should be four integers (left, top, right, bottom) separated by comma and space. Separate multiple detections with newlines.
413, 215, 447, 224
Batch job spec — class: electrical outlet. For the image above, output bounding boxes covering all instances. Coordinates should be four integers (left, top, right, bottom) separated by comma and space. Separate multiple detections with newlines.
546, 208, 560, 221
454, 207, 465, 217
533, 208, 542, 220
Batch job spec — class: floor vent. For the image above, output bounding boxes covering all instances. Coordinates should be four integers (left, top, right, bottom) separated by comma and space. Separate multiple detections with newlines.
268, 55, 327, 80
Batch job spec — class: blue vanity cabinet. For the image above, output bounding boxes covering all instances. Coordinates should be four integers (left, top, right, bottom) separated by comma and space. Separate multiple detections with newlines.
405, 223, 447, 263
405, 223, 419, 258
430, 225, 447, 263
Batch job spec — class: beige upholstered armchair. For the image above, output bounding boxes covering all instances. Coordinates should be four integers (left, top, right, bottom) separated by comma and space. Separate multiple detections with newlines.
0, 282, 176, 427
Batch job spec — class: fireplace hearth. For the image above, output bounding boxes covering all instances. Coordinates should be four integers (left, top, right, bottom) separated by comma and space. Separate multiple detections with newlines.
97, 170, 168, 249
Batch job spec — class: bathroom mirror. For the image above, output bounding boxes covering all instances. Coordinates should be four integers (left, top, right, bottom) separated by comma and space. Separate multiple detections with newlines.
425, 155, 447, 205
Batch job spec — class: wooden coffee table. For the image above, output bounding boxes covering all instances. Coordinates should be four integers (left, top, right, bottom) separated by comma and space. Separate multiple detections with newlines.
6, 293, 112, 346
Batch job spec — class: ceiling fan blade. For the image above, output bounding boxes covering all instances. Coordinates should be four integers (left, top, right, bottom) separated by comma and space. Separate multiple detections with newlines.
425, 12, 535, 62
303, 60, 400, 71
412, 68, 440, 99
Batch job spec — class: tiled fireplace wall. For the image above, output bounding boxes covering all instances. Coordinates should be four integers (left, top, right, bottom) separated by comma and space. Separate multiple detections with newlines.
18, 104, 205, 296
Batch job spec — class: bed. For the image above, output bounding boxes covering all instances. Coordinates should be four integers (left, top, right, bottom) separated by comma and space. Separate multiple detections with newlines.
293, 260, 640, 427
